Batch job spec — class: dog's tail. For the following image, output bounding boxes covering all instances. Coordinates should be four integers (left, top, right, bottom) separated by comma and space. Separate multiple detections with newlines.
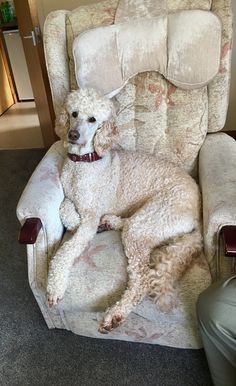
148, 228, 202, 306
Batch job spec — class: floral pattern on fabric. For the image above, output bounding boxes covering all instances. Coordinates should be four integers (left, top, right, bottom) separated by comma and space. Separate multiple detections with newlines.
115, 72, 208, 176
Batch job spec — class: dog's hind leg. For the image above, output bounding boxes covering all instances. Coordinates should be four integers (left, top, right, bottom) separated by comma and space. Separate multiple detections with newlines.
99, 194, 200, 332
99, 233, 151, 333
100, 200, 160, 333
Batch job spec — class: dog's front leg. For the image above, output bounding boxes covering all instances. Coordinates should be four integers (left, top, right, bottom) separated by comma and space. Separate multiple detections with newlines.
60, 198, 81, 232
47, 215, 99, 307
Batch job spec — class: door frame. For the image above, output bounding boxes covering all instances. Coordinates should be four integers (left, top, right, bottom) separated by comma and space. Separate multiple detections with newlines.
14, 0, 57, 148
0, 29, 18, 105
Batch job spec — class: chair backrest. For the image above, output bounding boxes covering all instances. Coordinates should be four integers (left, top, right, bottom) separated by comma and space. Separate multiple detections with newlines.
44, 0, 232, 176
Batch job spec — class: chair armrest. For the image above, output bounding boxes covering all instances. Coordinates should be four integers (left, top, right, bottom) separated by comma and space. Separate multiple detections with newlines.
17, 141, 65, 252
221, 226, 236, 257
18, 218, 43, 244
199, 133, 236, 277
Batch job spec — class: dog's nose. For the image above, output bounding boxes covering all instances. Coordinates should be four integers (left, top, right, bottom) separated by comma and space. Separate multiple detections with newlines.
68, 130, 80, 142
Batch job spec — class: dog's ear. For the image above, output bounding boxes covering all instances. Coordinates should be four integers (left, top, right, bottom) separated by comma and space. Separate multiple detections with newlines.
94, 118, 119, 157
55, 107, 69, 139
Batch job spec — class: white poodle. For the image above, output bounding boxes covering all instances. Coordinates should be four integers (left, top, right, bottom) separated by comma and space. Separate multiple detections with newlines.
47, 88, 202, 333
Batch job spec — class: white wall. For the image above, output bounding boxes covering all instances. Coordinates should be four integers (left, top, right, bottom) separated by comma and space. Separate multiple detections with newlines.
37, 0, 236, 131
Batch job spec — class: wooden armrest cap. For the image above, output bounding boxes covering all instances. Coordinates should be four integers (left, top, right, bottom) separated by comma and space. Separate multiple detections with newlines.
18, 218, 43, 244
221, 225, 236, 257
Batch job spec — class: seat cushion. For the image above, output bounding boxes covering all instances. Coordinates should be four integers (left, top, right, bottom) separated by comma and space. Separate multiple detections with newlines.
56, 229, 211, 347
61, 230, 127, 311
60, 229, 211, 318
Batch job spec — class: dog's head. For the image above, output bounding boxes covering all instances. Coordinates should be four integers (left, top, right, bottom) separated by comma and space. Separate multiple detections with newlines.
55, 88, 119, 157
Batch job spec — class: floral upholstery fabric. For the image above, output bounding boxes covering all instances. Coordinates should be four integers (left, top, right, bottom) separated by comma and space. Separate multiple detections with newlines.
115, 73, 208, 176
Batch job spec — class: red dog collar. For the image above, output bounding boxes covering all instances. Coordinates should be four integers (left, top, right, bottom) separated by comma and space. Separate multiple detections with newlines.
68, 152, 102, 163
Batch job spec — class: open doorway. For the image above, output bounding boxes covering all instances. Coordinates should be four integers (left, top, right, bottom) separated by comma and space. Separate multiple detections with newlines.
0, 2, 43, 149
0, 0, 56, 149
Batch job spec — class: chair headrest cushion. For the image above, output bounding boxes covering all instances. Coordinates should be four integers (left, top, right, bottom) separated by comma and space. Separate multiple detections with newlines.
73, 10, 221, 97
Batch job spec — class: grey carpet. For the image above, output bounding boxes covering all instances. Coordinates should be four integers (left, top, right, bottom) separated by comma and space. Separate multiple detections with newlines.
0, 148, 213, 386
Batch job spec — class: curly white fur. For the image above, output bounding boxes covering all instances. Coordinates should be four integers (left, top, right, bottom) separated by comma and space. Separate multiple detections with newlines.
47, 88, 202, 333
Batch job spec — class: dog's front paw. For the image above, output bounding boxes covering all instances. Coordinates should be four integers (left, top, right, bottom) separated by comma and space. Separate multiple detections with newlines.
98, 214, 124, 232
47, 275, 68, 308
99, 312, 124, 334
60, 199, 81, 232
47, 284, 66, 308
47, 293, 61, 308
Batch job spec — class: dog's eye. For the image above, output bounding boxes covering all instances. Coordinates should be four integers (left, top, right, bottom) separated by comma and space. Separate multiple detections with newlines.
88, 116, 96, 123
72, 111, 78, 118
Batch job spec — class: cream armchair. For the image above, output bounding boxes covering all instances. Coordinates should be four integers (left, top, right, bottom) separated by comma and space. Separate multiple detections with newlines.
17, 0, 236, 348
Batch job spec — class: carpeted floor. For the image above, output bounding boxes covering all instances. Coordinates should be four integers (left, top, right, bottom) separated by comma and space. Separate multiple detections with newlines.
0, 148, 213, 386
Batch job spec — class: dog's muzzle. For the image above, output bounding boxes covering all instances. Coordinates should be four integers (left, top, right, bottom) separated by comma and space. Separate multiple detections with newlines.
68, 129, 80, 143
